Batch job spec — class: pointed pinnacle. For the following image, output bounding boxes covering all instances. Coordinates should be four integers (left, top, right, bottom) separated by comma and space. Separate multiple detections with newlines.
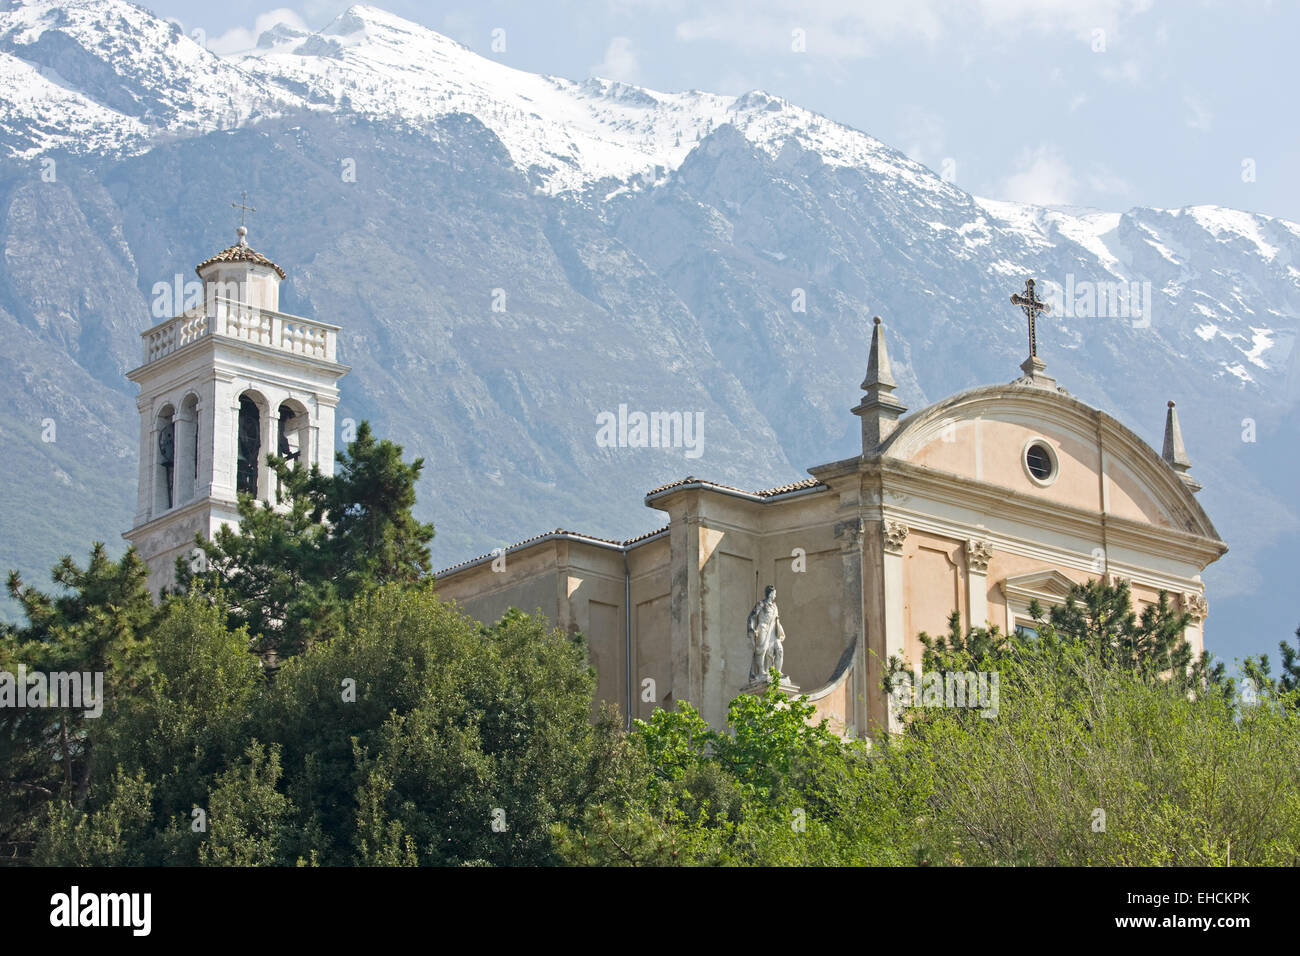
861, 316, 897, 392
1162, 400, 1191, 471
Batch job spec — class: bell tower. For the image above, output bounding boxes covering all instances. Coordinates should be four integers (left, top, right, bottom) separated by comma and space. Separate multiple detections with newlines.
124, 223, 348, 595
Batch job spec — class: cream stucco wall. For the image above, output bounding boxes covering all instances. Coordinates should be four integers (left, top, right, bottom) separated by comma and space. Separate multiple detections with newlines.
435, 533, 675, 723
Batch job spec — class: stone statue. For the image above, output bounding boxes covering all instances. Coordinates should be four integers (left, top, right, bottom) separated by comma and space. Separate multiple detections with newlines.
747, 584, 787, 683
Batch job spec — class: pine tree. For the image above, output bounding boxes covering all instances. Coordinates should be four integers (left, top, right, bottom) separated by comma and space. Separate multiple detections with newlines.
1, 545, 155, 862
1242, 623, 1300, 704
1041, 579, 1197, 681
885, 578, 1225, 700
178, 420, 433, 660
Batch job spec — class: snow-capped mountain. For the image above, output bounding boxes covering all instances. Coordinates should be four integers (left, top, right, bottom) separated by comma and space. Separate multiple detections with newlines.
0, 0, 1295, 660
0, 0, 295, 151
2, 1, 1292, 385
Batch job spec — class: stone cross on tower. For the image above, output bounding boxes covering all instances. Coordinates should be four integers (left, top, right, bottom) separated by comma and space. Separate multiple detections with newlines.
1010, 278, 1056, 387
230, 192, 256, 245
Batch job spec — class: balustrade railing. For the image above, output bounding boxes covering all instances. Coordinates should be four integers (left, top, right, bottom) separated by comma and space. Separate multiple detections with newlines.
140, 298, 338, 364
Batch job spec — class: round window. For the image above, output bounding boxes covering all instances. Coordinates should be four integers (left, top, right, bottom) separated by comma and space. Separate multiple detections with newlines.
1024, 441, 1056, 483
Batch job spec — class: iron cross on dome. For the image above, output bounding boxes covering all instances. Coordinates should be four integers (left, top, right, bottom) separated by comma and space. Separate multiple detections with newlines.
1010, 277, 1051, 359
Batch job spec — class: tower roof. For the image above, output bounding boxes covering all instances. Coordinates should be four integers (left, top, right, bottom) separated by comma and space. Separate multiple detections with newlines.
195, 226, 286, 279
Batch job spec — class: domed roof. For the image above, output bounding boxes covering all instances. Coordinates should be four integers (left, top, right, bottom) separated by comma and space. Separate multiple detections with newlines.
195, 226, 286, 279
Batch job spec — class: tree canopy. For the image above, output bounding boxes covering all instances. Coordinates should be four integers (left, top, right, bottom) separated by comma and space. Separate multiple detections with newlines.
2, 420, 1295, 867
177, 420, 434, 659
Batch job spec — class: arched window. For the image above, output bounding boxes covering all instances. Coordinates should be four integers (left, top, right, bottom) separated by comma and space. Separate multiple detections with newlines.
176, 394, 199, 504
236, 396, 261, 497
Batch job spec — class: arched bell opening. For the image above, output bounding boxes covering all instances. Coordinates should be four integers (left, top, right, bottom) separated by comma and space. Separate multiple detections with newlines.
277, 401, 310, 467
154, 404, 176, 514
175, 393, 200, 505
236, 393, 263, 499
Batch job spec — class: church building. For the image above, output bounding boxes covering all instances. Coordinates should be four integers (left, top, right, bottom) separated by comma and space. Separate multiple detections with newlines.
125, 233, 1226, 738
435, 289, 1227, 735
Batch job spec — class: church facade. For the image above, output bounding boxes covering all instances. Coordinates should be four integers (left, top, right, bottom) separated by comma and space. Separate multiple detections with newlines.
125, 235, 1226, 738
435, 312, 1227, 735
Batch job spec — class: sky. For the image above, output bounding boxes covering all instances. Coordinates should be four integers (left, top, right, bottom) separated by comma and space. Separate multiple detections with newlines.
138, 0, 1300, 224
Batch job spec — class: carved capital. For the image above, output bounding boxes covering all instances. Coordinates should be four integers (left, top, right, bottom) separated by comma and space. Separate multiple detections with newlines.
1182, 591, 1209, 622
966, 538, 994, 574
883, 520, 909, 554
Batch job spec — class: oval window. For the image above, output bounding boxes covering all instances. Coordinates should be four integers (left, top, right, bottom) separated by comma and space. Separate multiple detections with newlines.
1025, 442, 1054, 481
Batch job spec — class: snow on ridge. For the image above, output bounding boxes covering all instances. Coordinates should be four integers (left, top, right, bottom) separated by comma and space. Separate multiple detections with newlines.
1183, 205, 1281, 261
0, 0, 305, 157
971, 196, 1055, 247
1043, 208, 1123, 273
232, 4, 741, 193
226, 4, 949, 196
3, 0, 1298, 270
1243, 328, 1274, 368
0, 0, 1009, 199
0, 50, 148, 156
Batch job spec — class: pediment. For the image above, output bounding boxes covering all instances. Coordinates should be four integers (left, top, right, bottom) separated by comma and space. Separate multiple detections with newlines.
1001, 569, 1078, 606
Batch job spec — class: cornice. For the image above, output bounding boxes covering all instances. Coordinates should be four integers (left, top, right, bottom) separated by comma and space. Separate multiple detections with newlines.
128, 334, 349, 384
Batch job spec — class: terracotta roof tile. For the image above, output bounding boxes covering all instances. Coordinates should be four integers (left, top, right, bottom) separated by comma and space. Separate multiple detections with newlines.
436, 480, 823, 578
622, 526, 669, 546
436, 528, 618, 576
195, 242, 287, 279
754, 477, 825, 497
645, 475, 827, 499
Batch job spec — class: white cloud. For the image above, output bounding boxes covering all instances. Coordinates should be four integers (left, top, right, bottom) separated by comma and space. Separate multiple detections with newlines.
998, 144, 1079, 205
995, 145, 1133, 206
663, 0, 1151, 59
209, 9, 312, 56
673, 0, 943, 58
1099, 57, 1143, 84
973, 0, 1153, 37
712, 70, 757, 95
1185, 95, 1213, 131
439, 12, 477, 49
1085, 166, 1133, 197
592, 36, 640, 82
897, 109, 947, 166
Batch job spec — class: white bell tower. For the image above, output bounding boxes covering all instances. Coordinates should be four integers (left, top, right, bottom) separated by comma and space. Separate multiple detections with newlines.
124, 223, 349, 595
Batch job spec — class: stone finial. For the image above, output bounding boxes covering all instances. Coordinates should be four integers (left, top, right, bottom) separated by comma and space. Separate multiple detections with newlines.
1162, 401, 1190, 469
852, 316, 907, 456
1162, 400, 1202, 493
861, 316, 897, 391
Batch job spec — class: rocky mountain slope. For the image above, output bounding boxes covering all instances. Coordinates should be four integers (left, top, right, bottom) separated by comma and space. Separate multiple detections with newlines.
0, 0, 1295, 660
